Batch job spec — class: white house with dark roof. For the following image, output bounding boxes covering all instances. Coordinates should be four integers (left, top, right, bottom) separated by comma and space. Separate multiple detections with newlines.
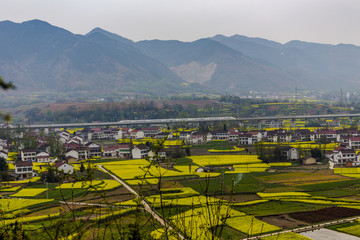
54, 161, 74, 174
65, 150, 79, 160
14, 161, 33, 179
331, 148, 358, 165
148, 149, 166, 160
21, 149, 37, 162
85, 142, 102, 158
36, 152, 51, 163
130, 130, 145, 139
103, 145, 120, 157
132, 145, 149, 159
59, 131, 71, 144
349, 137, 360, 149
142, 127, 162, 137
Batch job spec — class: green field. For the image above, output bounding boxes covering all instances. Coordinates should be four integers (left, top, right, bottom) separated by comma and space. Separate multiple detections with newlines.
180, 173, 264, 195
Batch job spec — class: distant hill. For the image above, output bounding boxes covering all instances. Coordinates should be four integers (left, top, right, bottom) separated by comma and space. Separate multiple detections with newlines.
86, 27, 134, 46
212, 34, 360, 89
0, 20, 194, 95
135, 38, 295, 92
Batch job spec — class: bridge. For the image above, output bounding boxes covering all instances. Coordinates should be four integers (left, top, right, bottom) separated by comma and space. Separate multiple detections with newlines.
16, 113, 360, 129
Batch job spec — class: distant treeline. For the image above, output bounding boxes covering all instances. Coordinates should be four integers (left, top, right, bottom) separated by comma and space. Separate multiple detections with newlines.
22, 96, 352, 124
24, 101, 237, 124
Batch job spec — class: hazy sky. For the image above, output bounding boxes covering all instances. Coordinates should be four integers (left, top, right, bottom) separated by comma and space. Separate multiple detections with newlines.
1, 0, 360, 45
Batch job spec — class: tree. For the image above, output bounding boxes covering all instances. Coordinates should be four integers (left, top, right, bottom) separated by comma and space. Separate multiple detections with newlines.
185, 147, 191, 156
41, 166, 59, 183
0, 157, 8, 172
0, 156, 9, 181
22, 130, 39, 150
0, 75, 15, 121
47, 133, 65, 159
80, 163, 85, 173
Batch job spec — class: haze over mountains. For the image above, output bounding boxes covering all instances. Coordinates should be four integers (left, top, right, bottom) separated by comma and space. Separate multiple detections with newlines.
1, 19, 360, 97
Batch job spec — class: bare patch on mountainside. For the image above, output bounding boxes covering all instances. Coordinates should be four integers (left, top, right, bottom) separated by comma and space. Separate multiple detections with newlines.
171, 61, 217, 84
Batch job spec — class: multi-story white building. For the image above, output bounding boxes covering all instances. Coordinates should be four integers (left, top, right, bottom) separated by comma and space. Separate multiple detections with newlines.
21, 149, 37, 162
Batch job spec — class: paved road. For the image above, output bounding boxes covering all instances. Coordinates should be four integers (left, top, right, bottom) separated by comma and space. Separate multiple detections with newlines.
300, 228, 360, 240
245, 215, 360, 240
97, 165, 185, 240
20, 113, 360, 129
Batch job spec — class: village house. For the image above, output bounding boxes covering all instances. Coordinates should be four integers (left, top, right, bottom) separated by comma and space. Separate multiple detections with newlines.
148, 149, 167, 160
340, 136, 350, 145
79, 128, 92, 141
142, 127, 162, 138
85, 142, 102, 158
14, 161, 33, 179
103, 128, 120, 140
65, 150, 79, 162
316, 129, 339, 142
21, 149, 37, 162
248, 131, 263, 143
36, 151, 51, 163
228, 129, 241, 142
238, 134, 253, 145
117, 127, 132, 139
209, 131, 229, 140
281, 146, 300, 160
132, 145, 149, 159
71, 135, 84, 144
179, 132, 191, 142
188, 132, 206, 145
54, 161, 74, 174
349, 137, 360, 149
154, 132, 173, 140
331, 147, 359, 165
266, 130, 292, 142
118, 144, 131, 158
293, 129, 312, 141
59, 131, 71, 144
103, 145, 120, 157
130, 129, 145, 139
90, 128, 105, 140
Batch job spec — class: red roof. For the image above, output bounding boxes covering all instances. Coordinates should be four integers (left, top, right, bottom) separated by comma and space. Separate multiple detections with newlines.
118, 144, 130, 149
54, 161, 65, 168
333, 146, 345, 151
103, 145, 120, 151
65, 142, 82, 150
350, 137, 360, 141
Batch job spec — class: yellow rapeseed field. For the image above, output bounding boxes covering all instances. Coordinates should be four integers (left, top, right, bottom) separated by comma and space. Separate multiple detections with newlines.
190, 155, 262, 166
0, 199, 53, 212
10, 188, 48, 197
226, 215, 281, 236
257, 192, 311, 199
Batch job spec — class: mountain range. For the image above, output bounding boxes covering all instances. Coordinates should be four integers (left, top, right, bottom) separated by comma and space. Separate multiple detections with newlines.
1, 19, 360, 97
